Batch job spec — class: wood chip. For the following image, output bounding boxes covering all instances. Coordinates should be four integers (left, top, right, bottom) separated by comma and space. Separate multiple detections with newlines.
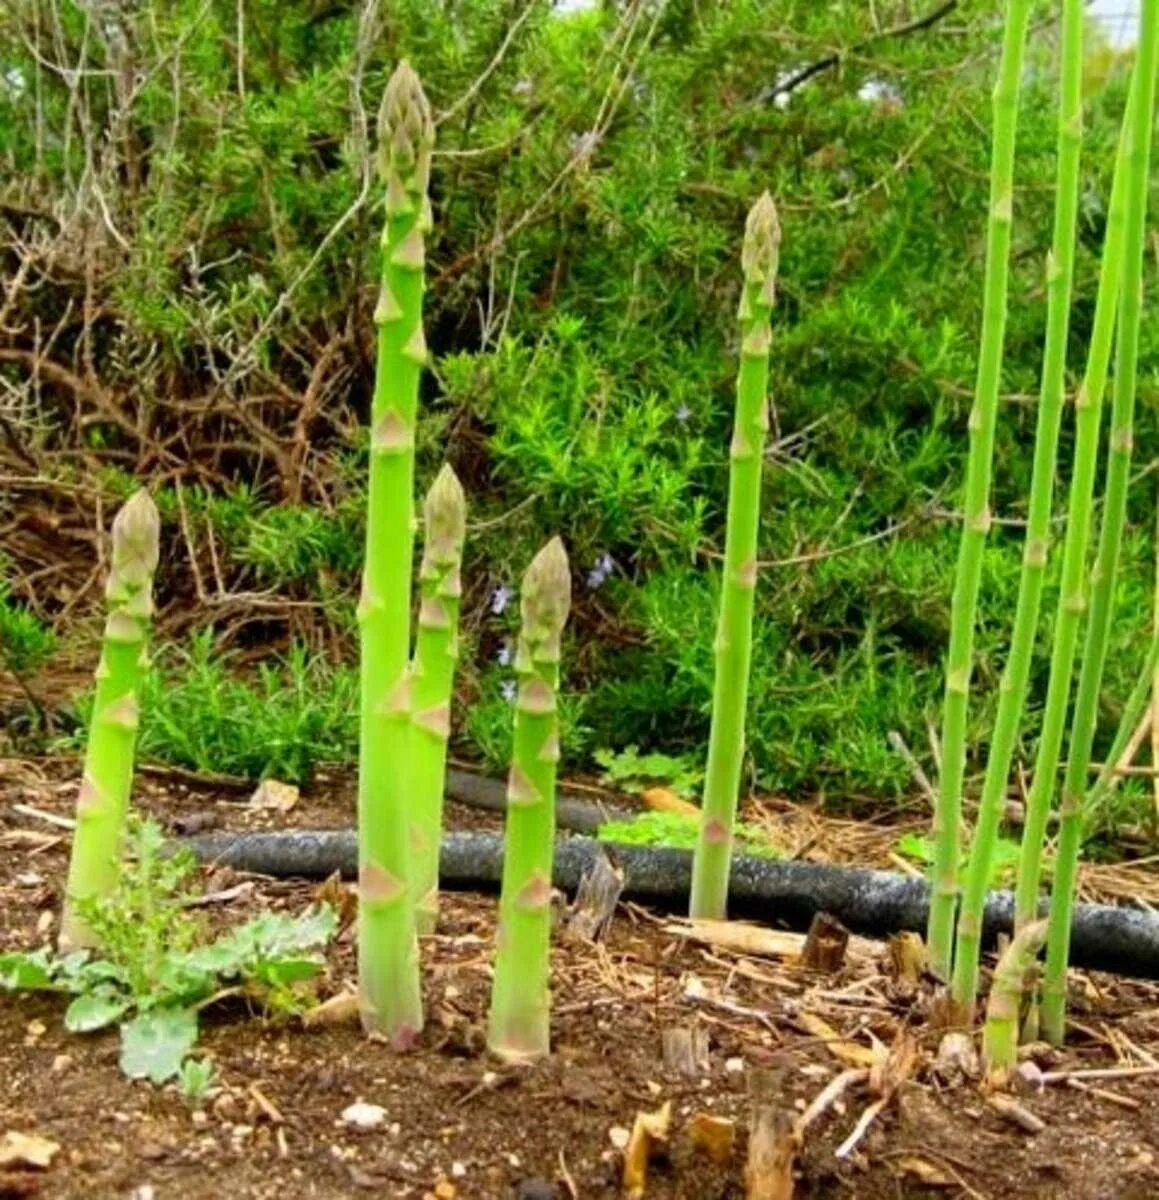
687, 1113, 735, 1165
796, 1012, 877, 1069
661, 1025, 709, 1077
621, 1101, 671, 1199
0, 1131, 60, 1169
986, 1093, 1045, 1135
895, 1156, 956, 1188
641, 787, 699, 817
564, 846, 623, 943
801, 913, 849, 973
746, 1068, 796, 1200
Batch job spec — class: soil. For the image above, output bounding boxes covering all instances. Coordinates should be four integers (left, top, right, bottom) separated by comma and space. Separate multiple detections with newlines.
4, 757, 1159, 1199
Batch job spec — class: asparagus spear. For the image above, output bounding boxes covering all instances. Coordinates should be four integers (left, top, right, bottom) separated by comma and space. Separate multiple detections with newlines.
60, 490, 160, 950
927, 0, 1034, 982
488, 537, 571, 1062
690, 192, 780, 921
409, 465, 467, 934
357, 61, 433, 1047
949, 0, 1084, 1020
1042, 1, 1159, 1045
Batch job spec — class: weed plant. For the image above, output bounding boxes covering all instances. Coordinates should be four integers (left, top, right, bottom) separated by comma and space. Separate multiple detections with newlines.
1, 820, 336, 1084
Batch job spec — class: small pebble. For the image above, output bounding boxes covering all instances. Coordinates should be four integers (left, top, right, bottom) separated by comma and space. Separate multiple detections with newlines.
451, 1162, 466, 1178
342, 1102, 387, 1131
724, 1057, 745, 1075
515, 1180, 559, 1200
608, 1126, 630, 1151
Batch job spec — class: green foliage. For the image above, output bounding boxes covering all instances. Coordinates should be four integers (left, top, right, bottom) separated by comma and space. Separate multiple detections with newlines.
595, 745, 702, 799
599, 810, 779, 859
137, 633, 357, 783
2, 2, 1154, 805
895, 831, 1026, 890
0, 570, 55, 677
0, 819, 336, 1084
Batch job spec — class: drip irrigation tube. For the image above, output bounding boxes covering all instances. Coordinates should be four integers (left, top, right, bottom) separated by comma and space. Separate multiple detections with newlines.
182, 829, 1159, 980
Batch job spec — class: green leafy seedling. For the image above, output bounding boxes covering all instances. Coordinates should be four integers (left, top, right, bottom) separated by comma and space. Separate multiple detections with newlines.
594, 745, 703, 799
600, 810, 779, 859
179, 1057, 217, 1106
1, 819, 337, 1085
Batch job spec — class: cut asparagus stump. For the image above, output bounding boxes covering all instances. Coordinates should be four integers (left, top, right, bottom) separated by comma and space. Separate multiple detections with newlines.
356, 61, 433, 1047
409, 464, 467, 934
487, 537, 572, 1062
689, 192, 780, 921
60, 490, 160, 950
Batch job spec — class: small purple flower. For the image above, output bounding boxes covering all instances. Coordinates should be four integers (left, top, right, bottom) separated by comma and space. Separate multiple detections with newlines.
490, 584, 512, 615
675, 403, 691, 424
500, 679, 517, 704
586, 552, 615, 590
496, 641, 513, 667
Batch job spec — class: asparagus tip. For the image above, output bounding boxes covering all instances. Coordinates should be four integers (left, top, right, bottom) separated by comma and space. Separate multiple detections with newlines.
378, 61, 434, 188
742, 191, 781, 300
423, 463, 467, 559
521, 536, 571, 638
111, 489, 161, 581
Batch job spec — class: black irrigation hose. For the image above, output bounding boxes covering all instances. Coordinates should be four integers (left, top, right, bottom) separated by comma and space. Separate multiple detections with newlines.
183, 829, 1159, 981
444, 768, 630, 833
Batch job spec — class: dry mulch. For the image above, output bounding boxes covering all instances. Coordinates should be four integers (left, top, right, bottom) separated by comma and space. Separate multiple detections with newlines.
4, 758, 1159, 1199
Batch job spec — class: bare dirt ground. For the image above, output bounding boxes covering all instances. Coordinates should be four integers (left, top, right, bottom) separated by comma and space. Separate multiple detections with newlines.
4, 757, 1159, 1199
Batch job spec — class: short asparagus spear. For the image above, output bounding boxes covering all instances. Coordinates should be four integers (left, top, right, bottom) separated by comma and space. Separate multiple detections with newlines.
690, 192, 780, 921
1042, 1, 1158, 1045
60, 490, 160, 950
982, 920, 1046, 1082
927, 0, 1034, 982
357, 61, 433, 1046
488, 537, 571, 1062
409, 465, 467, 934
949, 0, 1084, 1020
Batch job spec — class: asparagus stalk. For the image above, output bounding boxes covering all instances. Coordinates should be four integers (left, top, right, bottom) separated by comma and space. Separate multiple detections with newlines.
1042, 8, 1159, 1045
1082, 633, 1159, 835
409, 464, 467, 935
982, 919, 1046, 1082
1012, 72, 1137, 935
356, 61, 433, 1046
488, 537, 572, 1062
689, 192, 780, 921
926, 0, 1034, 982
60, 490, 160, 950
948, 0, 1084, 1019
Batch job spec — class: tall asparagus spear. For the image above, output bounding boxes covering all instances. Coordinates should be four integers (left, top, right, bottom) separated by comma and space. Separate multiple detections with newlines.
1011, 73, 1137, 938
357, 61, 433, 1046
488, 537, 571, 1062
1042, 4, 1158, 1046
689, 192, 780, 921
409, 464, 467, 934
926, 0, 1033, 983
60, 490, 160, 950
948, 0, 1084, 1020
